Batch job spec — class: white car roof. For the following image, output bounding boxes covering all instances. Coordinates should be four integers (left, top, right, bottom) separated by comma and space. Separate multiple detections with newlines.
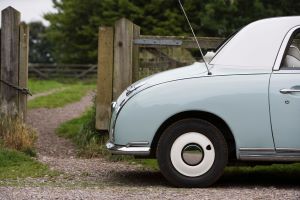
210, 16, 300, 68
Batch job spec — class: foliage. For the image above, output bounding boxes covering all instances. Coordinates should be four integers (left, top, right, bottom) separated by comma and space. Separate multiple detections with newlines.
44, 0, 300, 64
0, 148, 55, 179
28, 82, 95, 109
28, 22, 55, 63
0, 116, 37, 156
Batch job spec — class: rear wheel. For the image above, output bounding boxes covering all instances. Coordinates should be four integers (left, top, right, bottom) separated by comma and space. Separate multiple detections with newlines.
156, 119, 228, 187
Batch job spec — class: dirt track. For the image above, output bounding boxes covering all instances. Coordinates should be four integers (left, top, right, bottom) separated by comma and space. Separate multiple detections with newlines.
0, 93, 299, 199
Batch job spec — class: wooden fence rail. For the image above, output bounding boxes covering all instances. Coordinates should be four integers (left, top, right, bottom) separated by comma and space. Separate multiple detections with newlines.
95, 18, 225, 130
28, 63, 97, 79
0, 7, 29, 120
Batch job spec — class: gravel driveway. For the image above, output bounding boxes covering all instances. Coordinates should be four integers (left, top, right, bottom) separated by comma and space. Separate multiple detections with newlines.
0, 92, 299, 199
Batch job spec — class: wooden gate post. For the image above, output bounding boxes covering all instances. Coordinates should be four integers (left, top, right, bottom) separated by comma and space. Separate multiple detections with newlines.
19, 22, 29, 120
0, 7, 20, 115
132, 24, 140, 82
95, 27, 114, 130
113, 18, 138, 99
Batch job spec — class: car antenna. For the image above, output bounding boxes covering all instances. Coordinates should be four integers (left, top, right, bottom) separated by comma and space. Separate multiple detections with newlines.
178, 0, 212, 75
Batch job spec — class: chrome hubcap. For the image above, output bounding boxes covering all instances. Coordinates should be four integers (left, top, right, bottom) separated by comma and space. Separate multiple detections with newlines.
181, 143, 204, 166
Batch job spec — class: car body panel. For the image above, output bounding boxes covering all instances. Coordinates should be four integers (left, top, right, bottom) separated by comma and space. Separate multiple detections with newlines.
114, 72, 274, 156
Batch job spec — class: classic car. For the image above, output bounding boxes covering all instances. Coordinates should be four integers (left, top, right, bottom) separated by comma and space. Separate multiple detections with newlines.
106, 16, 300, 187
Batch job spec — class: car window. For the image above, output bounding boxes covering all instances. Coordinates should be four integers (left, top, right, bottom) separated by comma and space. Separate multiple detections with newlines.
281, 31, 300, 69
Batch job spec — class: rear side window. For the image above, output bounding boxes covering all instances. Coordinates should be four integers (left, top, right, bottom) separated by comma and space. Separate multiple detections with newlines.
281, 31, 300, 69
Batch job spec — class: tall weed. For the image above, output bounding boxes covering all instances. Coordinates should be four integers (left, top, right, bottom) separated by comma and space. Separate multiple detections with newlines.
0, 115, 37, 156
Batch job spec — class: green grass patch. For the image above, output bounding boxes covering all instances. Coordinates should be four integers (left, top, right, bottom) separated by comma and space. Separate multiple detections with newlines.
56, 107, 109, 158
29, 83, 95, 109
28, 79, 65, 94
0, 148, 56, 179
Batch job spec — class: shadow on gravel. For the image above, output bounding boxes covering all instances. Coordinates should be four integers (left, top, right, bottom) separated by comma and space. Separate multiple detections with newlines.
111, 170, 170, 187
110, 168, 300, 188
217, 171, 300, 188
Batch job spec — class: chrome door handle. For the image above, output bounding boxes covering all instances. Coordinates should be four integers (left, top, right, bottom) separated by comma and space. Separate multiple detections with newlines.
280, 88, 300, 94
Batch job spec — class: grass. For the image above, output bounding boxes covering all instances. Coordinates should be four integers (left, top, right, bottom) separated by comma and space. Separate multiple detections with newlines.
29, 82, 96, 109
0, 115, 56, 179
0, 148, 55, 179
0, 116, 37, 156
28, 79, 64, 94
56, 107, 109, 158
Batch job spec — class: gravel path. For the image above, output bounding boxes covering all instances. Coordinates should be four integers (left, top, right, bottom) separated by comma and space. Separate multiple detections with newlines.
0, 92, 300, 199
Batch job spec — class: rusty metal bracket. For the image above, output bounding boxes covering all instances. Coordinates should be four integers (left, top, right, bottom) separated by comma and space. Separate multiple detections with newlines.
134, 38, 182, 46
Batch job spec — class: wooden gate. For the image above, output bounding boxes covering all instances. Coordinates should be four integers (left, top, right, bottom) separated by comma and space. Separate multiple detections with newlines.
0, 7, 30, 120
95, 18, 224, 130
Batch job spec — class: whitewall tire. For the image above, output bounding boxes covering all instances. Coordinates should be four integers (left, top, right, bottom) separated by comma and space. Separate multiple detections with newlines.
157, 119, 228, 187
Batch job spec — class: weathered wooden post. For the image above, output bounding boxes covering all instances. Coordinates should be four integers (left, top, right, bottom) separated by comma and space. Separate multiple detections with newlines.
95, 27, 114, 130
132, 24, 140, 82
19, 22, 29, 119
113, 18, 140, 99
95, 19, 140, 130
0, 7, 21, 116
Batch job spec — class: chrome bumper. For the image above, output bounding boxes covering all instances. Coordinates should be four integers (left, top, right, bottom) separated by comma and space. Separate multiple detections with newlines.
106, 142, 151, 156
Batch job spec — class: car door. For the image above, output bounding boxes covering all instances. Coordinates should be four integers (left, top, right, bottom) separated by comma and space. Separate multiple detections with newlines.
269, 29, 300, 151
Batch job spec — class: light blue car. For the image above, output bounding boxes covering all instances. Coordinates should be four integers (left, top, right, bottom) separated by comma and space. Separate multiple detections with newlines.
106, 16, 300, 187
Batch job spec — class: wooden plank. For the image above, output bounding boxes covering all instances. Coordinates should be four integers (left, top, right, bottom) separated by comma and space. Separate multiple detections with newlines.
0, 7, 20, 115
76, 65, 97, 79
136, 35, 225, 49
132, 24, 140, 82
113, 18, 134, 99
18, 22, 29, 120
95, 27, 114, 130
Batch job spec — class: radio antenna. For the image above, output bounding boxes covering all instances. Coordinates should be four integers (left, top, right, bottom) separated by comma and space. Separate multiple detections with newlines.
178, 0, 211, 75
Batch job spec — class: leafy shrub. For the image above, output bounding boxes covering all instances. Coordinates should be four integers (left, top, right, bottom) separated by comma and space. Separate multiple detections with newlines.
0, 115, 37, 156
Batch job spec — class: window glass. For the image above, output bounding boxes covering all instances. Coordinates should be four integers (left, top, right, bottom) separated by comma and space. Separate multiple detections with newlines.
282, 32, 300, 68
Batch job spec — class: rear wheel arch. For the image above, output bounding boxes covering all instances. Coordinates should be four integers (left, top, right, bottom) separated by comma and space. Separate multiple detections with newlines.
150, 111, 236, 160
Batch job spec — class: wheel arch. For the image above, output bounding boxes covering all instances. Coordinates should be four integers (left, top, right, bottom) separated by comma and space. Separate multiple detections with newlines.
150, 111, 237, 160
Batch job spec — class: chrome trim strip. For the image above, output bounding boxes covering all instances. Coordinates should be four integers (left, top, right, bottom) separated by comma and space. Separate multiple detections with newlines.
240, 155, 300, 162
239, 147, 300, 161
239, 148, 274, 152
106, 142, 150, 156
276, 148, 300, 153
126, 142, 149, 147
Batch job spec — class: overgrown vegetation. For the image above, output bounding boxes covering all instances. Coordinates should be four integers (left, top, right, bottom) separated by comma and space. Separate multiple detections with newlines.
0, 115, 55, 179
0, 116, 37, 156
